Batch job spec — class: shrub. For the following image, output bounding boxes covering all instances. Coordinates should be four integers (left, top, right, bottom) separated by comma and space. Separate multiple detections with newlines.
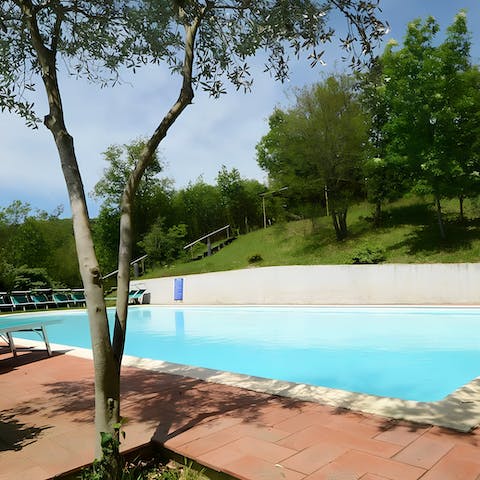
351, 245, 386, 264
79, 454, 205, 480
139, 219, 188, 266
247, 253, 263, 264
13, 266, 53, 290
0, 259, 16, 291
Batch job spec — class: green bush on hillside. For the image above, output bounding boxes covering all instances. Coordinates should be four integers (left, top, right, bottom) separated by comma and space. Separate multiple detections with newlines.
247, 253, 263, 264
351, 245, 386, 265
0, 259, 16, 291
13, 266, 54, 290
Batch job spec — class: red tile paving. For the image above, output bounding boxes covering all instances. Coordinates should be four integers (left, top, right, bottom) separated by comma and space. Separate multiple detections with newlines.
1, 346, 480, 480
392, 432, 455, 469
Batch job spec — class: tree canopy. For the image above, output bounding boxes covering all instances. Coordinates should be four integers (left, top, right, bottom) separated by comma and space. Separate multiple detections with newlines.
366, 11, 480, 237
1, 0, 387, 125
0, 201, 79, 290
92, 139, 174, 272
257, 75, 367, 239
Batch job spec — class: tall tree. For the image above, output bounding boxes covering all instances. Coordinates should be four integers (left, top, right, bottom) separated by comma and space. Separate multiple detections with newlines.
240, 178, 266, 231
437, 13, 480, 219
257, 75, 367, 239
453, 66, 480, 220
173, 178, 225, 241
358, 60, 410, 224
0, 201, 80, 286
138, 218, 188, 265
0, 0, 387, 473
92, 139, 174, 272
216, 165, 260, 233
379, 12, 477, 237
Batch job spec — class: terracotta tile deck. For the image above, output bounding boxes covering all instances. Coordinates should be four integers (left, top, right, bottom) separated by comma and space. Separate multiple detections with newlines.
1, 347, 480, 480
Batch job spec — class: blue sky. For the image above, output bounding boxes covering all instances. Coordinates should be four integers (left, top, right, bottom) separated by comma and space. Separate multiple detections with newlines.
1, 1, 479, 217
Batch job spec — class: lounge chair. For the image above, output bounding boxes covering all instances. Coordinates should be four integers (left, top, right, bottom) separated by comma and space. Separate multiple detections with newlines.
0, 292, 14, 312
52, 291, 74, 308
30, 291, 56, 309
71, 289, 86, 307
0, 317, 55, 357
10, 291, 36, 311
128, 289, 146, 304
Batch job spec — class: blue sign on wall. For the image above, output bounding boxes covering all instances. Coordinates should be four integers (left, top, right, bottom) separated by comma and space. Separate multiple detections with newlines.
174, 277, 184, 301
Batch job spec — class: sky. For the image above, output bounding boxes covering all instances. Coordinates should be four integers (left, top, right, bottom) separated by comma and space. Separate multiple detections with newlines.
1, 1, 480, 218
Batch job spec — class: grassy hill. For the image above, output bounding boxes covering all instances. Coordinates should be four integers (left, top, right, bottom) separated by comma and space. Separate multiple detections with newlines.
147, 196, 480, 279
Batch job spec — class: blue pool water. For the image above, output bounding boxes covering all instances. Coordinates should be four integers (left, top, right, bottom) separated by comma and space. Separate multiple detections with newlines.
8, 306, 480, 402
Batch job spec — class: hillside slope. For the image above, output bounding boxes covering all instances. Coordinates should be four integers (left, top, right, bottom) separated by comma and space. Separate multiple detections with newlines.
148, 197, 480, 279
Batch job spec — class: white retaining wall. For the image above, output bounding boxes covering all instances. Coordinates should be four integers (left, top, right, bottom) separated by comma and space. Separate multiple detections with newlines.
131, 264, 480, 305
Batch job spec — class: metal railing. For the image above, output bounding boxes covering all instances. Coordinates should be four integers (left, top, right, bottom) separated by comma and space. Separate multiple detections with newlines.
183, 225, 230, 250
102, 254, 148, 280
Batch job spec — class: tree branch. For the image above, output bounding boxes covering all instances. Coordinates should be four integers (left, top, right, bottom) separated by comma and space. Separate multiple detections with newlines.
329, 0, 387, 58
209, 1, 253, 11
112, 5, 208, 363
50, 9, 62, 54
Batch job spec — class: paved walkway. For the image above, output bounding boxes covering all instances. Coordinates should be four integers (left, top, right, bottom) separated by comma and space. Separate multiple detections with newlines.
1, 347, 480, 480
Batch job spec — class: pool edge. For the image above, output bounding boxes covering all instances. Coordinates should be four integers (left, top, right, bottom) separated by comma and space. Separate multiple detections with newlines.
119, 352, 480, 433
15, 338, 480, 433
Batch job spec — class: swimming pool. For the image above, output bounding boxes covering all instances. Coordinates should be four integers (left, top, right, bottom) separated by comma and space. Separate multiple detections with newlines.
8, 305, 480, 402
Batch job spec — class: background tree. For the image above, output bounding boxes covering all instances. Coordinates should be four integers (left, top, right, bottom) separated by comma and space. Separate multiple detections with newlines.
138, 218, 188, 265
379, 12, 477, 238
0, 201, 80, 287
173, 178, 224, 241
362, 155, 409, 224
0, 0, 387, 472
92, 139, 174, 273
169, 171, 265, 247
257, 75, 367, 239
0, 258, 16, 292
216, 166, 264, 233
438, 17, 480, 219
240, 178, 266, 232
453, 66, 480, 220
358, 60, 410, 224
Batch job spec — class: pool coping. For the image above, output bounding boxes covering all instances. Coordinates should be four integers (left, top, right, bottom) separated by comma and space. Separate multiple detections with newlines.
15, 335, 480, 433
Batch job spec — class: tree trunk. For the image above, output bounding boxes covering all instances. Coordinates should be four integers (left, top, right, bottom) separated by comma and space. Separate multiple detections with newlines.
49, 105, 122, 465
331, 211, 340, 238
435, 194, 446, 240
331, 209, 348, 240
23, 4, 123, 470
113, 13, 199, 359
339, 209, 348, 238
374, 201, 382, 226
24, 2, 203, 474
49, 115, 122, 474
459, 195, 465, 221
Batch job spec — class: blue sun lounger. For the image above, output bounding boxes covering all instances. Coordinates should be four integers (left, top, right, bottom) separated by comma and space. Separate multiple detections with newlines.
52, 291, 74, 308
0, 317, 55, 357
128, 289, 146, 304
30, 291, 56, 309
10, 291, 36, 311
0, 292, 14, 312
71, 289, 86, 307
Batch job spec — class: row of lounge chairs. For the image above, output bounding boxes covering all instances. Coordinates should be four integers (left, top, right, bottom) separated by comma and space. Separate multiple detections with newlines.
0, 289, 86, 312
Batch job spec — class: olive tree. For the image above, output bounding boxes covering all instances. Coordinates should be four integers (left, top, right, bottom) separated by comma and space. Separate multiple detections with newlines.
0, 0, 387, 472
